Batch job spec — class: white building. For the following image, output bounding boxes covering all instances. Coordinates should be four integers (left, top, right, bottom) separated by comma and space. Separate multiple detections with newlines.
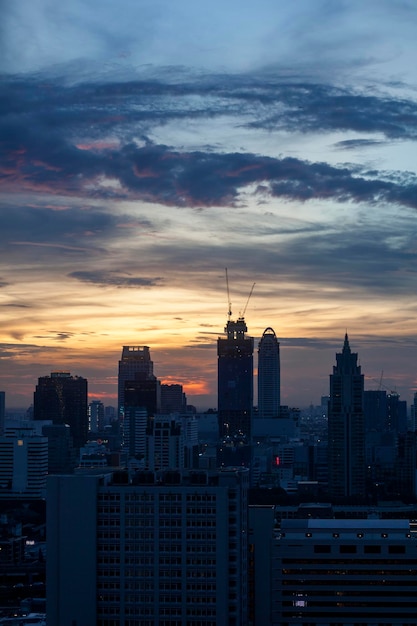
0, 427, 48, 499
47, 467, 249, 626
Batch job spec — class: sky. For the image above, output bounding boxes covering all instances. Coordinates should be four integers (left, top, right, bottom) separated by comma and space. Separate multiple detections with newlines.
1, 0, 417, 411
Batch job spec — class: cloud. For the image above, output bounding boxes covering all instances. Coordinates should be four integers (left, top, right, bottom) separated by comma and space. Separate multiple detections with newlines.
68, 270, 163, 287
2, 72, 417, 212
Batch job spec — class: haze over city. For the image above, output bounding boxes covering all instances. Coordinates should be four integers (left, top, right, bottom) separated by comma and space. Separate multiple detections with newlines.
1, 0, 417, 410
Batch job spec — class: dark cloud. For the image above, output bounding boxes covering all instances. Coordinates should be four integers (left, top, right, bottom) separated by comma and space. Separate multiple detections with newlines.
334, 139, 386, 150
2, 71, 417, 210
34, 332, 74, 341
2, 135, 417, 209
68, 270, 163, 287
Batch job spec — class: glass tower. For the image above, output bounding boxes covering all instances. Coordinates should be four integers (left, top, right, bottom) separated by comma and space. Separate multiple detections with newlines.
257, 327, 280, 419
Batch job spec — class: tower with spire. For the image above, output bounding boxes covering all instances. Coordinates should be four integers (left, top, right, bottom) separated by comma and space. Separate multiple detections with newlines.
328, 334, 365, 500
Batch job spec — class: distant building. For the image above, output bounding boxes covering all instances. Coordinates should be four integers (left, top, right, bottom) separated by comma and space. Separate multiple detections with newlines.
257, 327, 280, 419
88, 400, 105, 433
328, 334, 365, 500
124, 374, 161, 458
274, 517, 417, 625
364, 389, 387, 432
47, 467, 249, 626
0, 426, 48, 499
33, 371, 88, 450
160, 383, 187, 414
41, 423, 76, 474
118, 346, 154, 419
218, 317, 254, 439
145, 414, 199, 471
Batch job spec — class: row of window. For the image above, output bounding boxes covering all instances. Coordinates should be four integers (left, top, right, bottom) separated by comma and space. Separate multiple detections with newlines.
313, 544, 407, 554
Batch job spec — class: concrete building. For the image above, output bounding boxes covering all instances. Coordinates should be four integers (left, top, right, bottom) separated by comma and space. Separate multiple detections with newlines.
273, 517, 417, 625
218, 317, 253, 439
47, 467, 249, 626
328, 334, 365, 500
145, 414, 199, 471
257, 327, 280, 419
0, 426, 48, 499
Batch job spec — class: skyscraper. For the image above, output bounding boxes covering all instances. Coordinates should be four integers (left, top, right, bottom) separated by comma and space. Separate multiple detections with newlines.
257, 327, 280, 419
33, 371, 88, 450
118, 346, 154, 418
218, 317, 254, 439
0, 426, 48, 499
328, 334, 365, 500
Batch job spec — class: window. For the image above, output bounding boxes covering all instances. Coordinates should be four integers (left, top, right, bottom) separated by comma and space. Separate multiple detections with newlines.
340, 545, 356, 554
314, 545, 331, 553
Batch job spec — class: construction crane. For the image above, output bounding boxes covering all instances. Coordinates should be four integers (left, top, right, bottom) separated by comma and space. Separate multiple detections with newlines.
225, 268, 255, 321
240, 282, 256, 319
225, 268, 232, 322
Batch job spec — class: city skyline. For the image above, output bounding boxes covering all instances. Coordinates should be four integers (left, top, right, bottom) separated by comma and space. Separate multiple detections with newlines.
1, 2, 417, 409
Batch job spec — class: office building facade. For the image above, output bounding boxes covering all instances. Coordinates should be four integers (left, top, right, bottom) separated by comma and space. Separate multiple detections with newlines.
257, 327, 280, 419
274, 518, 417, 625
47, 467, 249, 626
328, 334, 365, 500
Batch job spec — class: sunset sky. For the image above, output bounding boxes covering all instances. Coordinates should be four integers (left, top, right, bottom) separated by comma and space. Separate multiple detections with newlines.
1, 1, 417, 410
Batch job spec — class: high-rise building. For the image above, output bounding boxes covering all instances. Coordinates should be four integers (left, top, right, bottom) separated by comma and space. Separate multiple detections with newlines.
88, 400, 105, 433
47, 467, 249, 626
33, 372, 88, 450
0, 426, 48, 499
328, 334, 365, 500
257, 327, 280, 419
118, 346, 154, 418
218, 317, 254, 438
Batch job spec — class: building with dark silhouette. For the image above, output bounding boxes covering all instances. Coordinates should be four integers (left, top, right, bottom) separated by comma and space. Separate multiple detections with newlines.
33, 372, 88, 450
328, 334, 365, 500
218, 317, 253, 439
47, 467, 249, 626
257, 327, 280, 419
123, 373, 161, 458
160, 383, 187, 414
118, 346, 154, 419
